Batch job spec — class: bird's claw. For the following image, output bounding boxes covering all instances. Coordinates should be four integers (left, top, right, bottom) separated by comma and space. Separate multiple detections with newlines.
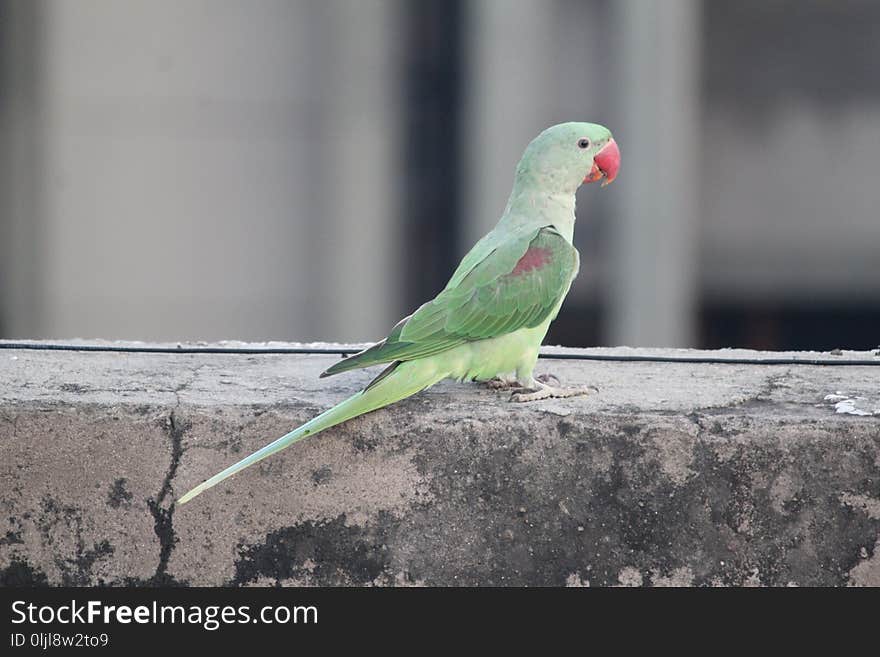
510, 380, 597, 403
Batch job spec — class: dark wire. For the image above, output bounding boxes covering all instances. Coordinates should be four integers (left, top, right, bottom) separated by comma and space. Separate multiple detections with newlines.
1, 341, 878, 366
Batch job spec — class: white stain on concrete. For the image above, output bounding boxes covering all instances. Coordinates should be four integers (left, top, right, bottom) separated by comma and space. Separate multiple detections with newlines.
823, 392, 878, 416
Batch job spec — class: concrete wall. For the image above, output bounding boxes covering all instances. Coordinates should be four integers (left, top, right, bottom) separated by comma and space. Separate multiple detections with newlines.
2, 341, 878, 586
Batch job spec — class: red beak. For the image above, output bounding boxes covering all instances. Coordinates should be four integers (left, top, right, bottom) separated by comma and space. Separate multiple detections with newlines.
584, 138, 620, 186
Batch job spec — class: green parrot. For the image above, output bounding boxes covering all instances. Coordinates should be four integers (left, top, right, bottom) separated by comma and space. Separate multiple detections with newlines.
179, 122, 620, 504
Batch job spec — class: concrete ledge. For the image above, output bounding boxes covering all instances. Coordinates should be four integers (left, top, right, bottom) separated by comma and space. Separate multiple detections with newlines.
1, 341, 879, 586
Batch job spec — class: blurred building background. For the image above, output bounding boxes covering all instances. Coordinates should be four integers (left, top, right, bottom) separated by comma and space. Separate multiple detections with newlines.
1, 0, 878, 350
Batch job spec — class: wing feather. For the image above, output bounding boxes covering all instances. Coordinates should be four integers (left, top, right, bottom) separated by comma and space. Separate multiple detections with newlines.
321, 226, 578, 377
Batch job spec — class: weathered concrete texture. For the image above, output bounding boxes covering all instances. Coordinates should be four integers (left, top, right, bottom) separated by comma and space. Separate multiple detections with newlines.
1, 341, 879, 587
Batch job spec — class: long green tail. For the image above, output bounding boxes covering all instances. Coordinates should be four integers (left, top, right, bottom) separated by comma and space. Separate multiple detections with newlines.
177, 360, 446, 504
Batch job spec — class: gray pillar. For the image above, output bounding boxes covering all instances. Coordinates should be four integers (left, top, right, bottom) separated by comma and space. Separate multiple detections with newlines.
460, 0, 556, 250
311, 0, 403, 342
37, 1, 318, 341
607, 0, 700, 347
0, 0, 46, 338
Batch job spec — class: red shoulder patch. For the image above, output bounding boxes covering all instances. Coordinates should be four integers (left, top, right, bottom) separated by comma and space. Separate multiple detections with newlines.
511, 246, 552, 276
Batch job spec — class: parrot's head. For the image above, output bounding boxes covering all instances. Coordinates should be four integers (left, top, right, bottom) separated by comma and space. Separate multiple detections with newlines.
517, 122, 620, 193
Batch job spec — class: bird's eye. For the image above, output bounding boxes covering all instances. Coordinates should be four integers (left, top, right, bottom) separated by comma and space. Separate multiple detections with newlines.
577, 138, 591, 149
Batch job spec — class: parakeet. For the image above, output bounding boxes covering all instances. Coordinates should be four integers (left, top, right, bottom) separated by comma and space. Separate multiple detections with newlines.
178, 122, 620, 504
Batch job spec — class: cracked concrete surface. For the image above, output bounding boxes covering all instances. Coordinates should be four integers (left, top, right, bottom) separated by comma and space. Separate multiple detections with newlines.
1, 341, 879, 586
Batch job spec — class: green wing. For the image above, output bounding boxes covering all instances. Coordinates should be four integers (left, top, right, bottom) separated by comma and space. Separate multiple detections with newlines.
321, 226, 579, 377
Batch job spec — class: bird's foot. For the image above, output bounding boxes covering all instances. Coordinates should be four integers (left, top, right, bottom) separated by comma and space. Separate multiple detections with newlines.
509, 375, 597, 403
484, 376, 520, 390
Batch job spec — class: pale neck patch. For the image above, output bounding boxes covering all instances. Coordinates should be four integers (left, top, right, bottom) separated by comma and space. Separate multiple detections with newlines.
502, 188, 578, 243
